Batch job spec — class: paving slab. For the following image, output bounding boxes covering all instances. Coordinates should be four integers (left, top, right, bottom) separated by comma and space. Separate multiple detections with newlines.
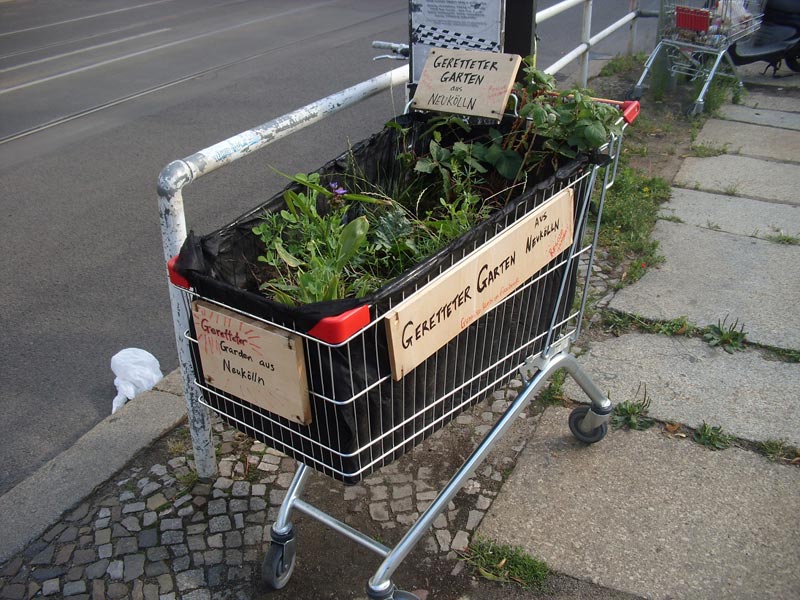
675, 154, 799, 206
660, 188, 800, 239
479, 407, 800, 600
720, 103, 800, 130
738, 63, 800, 89
563, 333, 800, 445
610, 220, 800, 349
692, 118, 800, 160
741, 90, 800, 113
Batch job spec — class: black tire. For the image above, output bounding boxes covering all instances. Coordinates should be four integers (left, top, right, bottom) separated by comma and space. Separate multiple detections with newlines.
261, 541, 296, 591
568, 405, 608, 444
785, 52, 800, 72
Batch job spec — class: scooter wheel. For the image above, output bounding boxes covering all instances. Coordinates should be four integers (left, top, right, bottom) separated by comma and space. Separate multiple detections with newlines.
785, 52, 800, 73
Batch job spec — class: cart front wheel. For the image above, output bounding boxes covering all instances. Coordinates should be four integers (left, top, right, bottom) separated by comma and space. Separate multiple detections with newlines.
568, 405, 608, 444
262, 541, 296, 590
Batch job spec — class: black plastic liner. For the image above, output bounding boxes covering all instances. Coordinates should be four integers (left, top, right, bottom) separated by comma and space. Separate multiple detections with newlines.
177, 113, 596, 483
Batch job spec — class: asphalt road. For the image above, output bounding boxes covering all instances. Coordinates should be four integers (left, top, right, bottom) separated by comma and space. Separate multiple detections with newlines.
0, 0, 657, 496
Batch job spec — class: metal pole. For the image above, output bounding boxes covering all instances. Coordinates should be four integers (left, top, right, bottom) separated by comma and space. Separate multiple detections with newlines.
157, 164, 217, 480
628, 0, 640, 55
579, 0, 593, 87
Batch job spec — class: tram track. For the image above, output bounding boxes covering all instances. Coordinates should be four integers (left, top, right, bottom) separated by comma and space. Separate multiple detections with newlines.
0, 5, 406, 146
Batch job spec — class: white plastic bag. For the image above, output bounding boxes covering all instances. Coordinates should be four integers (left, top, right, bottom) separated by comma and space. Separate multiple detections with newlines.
111, 348, 163, 414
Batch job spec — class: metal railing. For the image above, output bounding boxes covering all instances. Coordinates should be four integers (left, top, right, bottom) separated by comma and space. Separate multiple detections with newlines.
158, 1, 646, 477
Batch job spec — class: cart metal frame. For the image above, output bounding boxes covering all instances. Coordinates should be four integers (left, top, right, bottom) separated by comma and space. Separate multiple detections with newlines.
632, 0, 765, 114
170, 118, 629, 598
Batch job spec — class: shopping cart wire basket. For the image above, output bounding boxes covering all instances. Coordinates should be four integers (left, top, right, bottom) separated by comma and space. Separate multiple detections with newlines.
632, 0, 766, 115
168, 103, 635, 598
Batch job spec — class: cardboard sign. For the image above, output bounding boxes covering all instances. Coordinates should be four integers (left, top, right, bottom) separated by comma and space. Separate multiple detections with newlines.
384, 189, 574, 380
191, 301, 311, 425
412, 48, 521, 120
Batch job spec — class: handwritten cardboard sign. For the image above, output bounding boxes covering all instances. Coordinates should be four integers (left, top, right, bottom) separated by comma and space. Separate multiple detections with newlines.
192, 301, 311, 425
384, 188, 574, 380
412, 48, 521, 120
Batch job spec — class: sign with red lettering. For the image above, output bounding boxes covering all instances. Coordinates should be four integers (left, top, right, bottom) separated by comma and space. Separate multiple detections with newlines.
191, 301, 311, 425
384, 189, 574, 380
412, 48, 521, 120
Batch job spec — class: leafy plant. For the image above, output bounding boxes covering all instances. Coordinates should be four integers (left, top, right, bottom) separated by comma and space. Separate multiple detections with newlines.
693, 422, 733, 450
538, 369, 567, 406
460, 539, 549, 590
757, 439, 798, 463
252, 173, 376, 305
596, 161, 669, 284
250, 63, 632, 306
703, 316, 747, 353
611, 383, 655, 430
765, 233, 800, 246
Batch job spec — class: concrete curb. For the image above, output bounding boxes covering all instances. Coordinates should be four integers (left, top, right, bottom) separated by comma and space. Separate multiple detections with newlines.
0, 374, 186, 564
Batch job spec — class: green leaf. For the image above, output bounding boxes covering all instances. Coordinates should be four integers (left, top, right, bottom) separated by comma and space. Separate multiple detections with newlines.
336, 216, 369, 269
583, 122, 607, 147
274, 239, 304, 268
415, 158, 435, 174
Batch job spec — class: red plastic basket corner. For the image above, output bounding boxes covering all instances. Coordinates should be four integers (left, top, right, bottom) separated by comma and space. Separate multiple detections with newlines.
167, 255, 190, 289
308, 305, 371, 344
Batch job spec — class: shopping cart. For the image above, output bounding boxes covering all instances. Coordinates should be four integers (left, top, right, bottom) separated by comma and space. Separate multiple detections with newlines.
167, 101, 637, 598
632, 0, 766, 114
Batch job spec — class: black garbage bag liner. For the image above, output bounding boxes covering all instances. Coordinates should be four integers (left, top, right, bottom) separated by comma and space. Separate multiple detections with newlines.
176, 112, 598, 483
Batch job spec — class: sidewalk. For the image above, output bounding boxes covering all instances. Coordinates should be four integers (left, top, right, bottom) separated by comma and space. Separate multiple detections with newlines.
1, 67, 799, 600
480, 66, 800, 599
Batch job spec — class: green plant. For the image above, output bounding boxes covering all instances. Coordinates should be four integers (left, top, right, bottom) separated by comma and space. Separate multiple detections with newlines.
693, 422, 733, 450
723, 183, 739, 196
539, 369, 567, 405
177, 469, 199, 492
611, 383, 655, 430
691, 143, 727, 157
598, 53, 647, 77
659, 214, 684, 224
765, 233, 800, 246
596, 161, 669, 284
460, 539, 549, 590
252, 172, 379, 305
703, 316, 747, 353
757, 439, 798, 463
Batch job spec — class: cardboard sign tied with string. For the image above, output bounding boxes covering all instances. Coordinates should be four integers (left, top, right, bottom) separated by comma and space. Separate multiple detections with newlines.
411, 48, 522, 121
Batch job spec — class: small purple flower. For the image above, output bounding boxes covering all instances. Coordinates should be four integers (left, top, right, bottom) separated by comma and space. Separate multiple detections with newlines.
329, 181, 347, 197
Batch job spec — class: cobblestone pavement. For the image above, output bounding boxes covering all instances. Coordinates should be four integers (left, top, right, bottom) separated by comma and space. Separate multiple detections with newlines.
0, 250, 616, 600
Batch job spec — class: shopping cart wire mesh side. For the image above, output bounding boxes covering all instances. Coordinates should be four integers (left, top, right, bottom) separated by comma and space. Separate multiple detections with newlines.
632, 0, 766, 114
180, 166, 597, 484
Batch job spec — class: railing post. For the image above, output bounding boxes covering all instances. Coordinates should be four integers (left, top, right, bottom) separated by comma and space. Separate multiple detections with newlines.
157, 161, 218, 481
628, 0, 639, 55
580, 0, 593, 87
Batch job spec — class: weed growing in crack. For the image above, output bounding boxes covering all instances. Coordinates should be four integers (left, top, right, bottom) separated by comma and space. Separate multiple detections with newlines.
538, 369, 567, 406
611, 383, 655, 431
757, 439, 798, 463
693, 422, 733, 450
703, 316, 747, 353
460, 539, 549, 590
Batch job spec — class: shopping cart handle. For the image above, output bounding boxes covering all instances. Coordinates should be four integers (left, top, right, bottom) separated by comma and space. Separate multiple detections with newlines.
620, 100, 640, 125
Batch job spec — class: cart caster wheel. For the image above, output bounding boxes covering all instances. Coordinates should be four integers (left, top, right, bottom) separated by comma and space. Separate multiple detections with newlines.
628, 85, 643, 100
568, 405, 608, 444
366, 584, 420, 600
688, 102, 704, 117
261, 540, 296, 590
